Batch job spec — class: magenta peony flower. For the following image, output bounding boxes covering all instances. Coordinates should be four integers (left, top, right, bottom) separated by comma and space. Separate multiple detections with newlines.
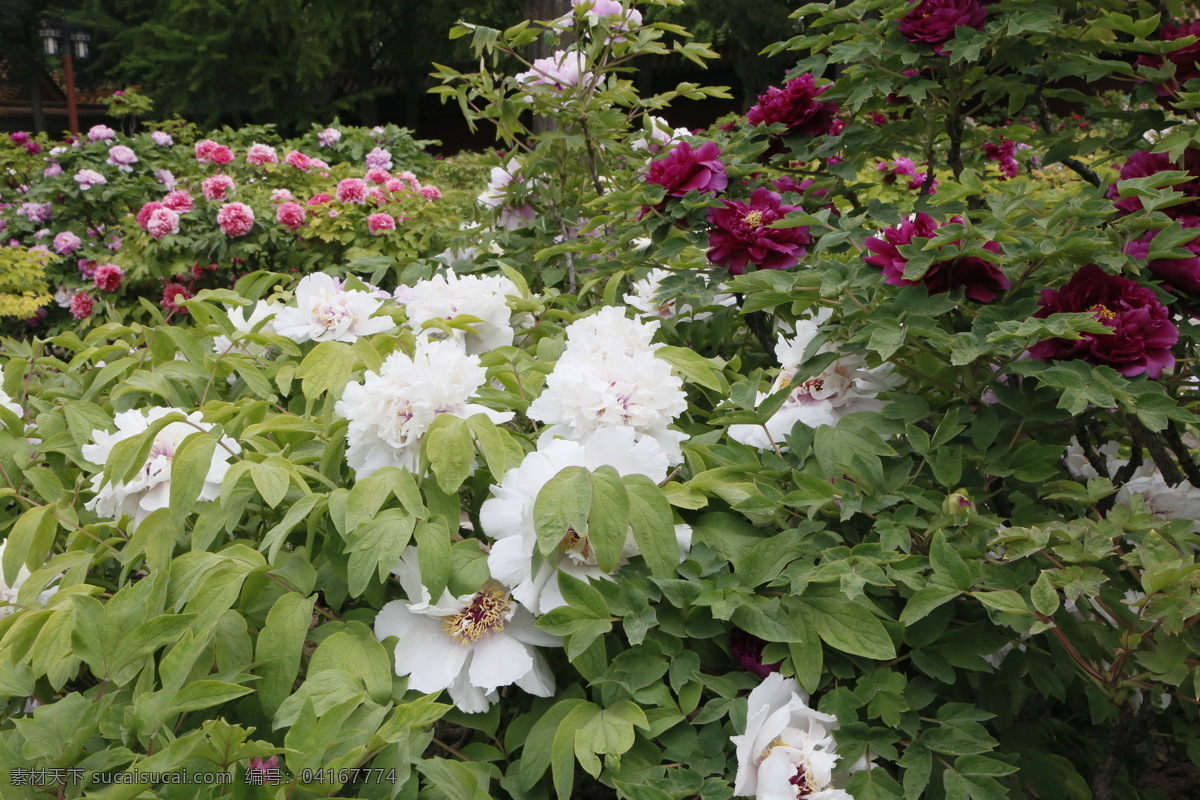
863, 212, 1010, 302
77, 259, 97, 278
1108, 148, 1200, 219
898, 0, 988, 54
367, 213, 396, 235
9, 131, 29, 145
1028, 264, 1177, 378
729, 629, 782, 678
746, 74, 841, 137
194, 139, 219, 162
217, 203, 255, 237
1136, 21, 1200, 97
877, 157, 936, 191
336, 178, 368, 204
983, 138, 1019, 179
645, 141, 728, 202
146, 208, 181, 240
74, 170, 106, 191
285, 150, 313, 170
70, 292, 94, 319
276, 201, 307, 231
106, 145, 138, 172
1127, 225, 1200, 294
162, 282, 193, 314
202, 175, 236, 202
162, 190, 194, 213
211, 145, 234, 166
246, 143, 278, 166
93, 263, 124, 292
53, 231, 82, 255
706, 188, 811, 274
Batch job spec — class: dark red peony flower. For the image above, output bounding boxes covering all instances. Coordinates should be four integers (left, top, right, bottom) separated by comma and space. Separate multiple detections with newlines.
983, 139, 1020, 179
864, 212, 1009, 302
1108, 148, 1200, 219
1126, 224, 1200, 295
706, 187, 811, 274
1136, 21, 1200, 98
746, 74, 841, 137
644, 141, 729, 200
898, 0, 987, 54
1028, 264, 1178, 378
162, 282, 193, 315
729, 629, 782, 678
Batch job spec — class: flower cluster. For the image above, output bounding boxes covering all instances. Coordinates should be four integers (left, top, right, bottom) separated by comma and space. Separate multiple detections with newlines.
746, 74, 840, 137
898, 0, 988, 54
864, 213, 1010, 302
397, 270, 525, 353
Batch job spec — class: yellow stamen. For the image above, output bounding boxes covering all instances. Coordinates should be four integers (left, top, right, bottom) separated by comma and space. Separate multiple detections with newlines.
1087, 303, 1116, 320
743, 210, 765, 228
441, 582, 511, 645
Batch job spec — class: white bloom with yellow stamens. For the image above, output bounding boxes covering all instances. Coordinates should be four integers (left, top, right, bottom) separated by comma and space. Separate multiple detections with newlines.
732, 673, 854, 800
374, 548, 559, 714
82, 407, 241, 530
273, 272, 393, 343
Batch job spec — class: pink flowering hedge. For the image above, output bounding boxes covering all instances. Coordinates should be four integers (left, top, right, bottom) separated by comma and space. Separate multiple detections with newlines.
2, 2, 1200, 800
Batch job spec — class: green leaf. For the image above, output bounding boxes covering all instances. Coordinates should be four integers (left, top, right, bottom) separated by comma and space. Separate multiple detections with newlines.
423, 413, 475, 494
255, 592, 315, 716
623, 474, 679, 579
587, 466, 630, 573
299, 340, 353, 400
534, 466, 593, 559
930, 531, 975, 591
1031, 571, 1060, 617
168, 429, 220, 524
251, 456, 292, 508
807, 597, 896, 660
972, 590, 1029, 616
2, 504, 57, 586
308, 622, 394, 705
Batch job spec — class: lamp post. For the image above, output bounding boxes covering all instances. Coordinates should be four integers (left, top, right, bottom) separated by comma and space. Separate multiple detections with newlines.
39, 21, 90, 136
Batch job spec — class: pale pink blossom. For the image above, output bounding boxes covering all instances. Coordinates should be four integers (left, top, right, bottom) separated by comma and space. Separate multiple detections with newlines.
146, 208, 180, 240
271, 189, 294, 202
43, 161, 62, 178
365, 147, 392, 170
74, 170, 106, 190
516, 50, 588, 89
276, 202, 307, 231
154, 169, 176, 189
217, 203, 255, 237
202, 175, 236, 201
162, 190, 194, 213
150, 131, 173, 147
53, 231, 81, 254
420, 185, 442, 201
246, 143, 278, 165
107, 145, 138, 172
285, 150, 313, 170
87, 125, 116, 142
318, 128, 342, 147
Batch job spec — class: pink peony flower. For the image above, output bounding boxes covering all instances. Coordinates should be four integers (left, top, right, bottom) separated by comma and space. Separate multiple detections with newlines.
18, 202, 53, 223
983, 138, 1019, 179
202, 175, 236, 202
368, 213, 396, 235
308, 193, 333, 205
1028, 264, 1178, 378
365, 147, 393, 170
877, 157, 936, 191
195, 139, 219, 162
155, 169, 177, 190
146, 208, 181, 240
150, 131, 173, 146
43, 161, 62, 178
77, 259, 97, 278
516, 50, 588, 89
9, 131, 29, 145
210, 145, 234, 166
898, 0, 988, 54
271, 189, 294, 202
336, 178, 368, 204
396, 171, 421, 191
246, 143, 279, 166
366, 168, 391, 185
384, 178, 405, 194
863, 213, 1010, 302
137, 202, 165, 230
706, 188, 811, 274
285, 150, 313, 170
70, 292, 94, 319
644, 141, 729, 202
162, 282, 193, 314
276, 201, 307, 231
53, 231, 82, 255
420, 185, 442, 201
74, 170, 106, 190
746, 74, 841, 137
368, 187, 388, 204
217, 203, 255, 237
106, 145, 138, 172
87, 125, 116, 142
162, 190, 194, 213
318, 128, 342, 147
93, 263, 124, 292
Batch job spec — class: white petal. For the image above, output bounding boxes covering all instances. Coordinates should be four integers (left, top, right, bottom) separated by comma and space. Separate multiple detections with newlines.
468, 633, 534, 691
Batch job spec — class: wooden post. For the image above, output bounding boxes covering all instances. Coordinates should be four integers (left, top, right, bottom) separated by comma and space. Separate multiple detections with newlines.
64, 51, 79, 135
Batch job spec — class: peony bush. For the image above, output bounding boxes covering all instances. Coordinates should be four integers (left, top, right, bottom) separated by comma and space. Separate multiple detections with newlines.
3, 0, 1200, 798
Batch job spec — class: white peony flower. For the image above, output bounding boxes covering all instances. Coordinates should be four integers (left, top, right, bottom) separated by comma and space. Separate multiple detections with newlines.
212, 300, 283, 356
0, 540, 58, 619
732, 673, 853, 800
630, 116, 690, 155
481, 427, 690, 616
624, 268, 736, 321
0, 387, 22, 424
82, 407, 241, 530
477, 158, 536, 230
374, 548, 559, 713
527, 307, 689, 463
730, 318, 903, 449
399, 270, 525, 354
1064, 439, 1200, 531
273, 273, 394, 343
335, 340, 514, 478
515, 49, 589, 89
